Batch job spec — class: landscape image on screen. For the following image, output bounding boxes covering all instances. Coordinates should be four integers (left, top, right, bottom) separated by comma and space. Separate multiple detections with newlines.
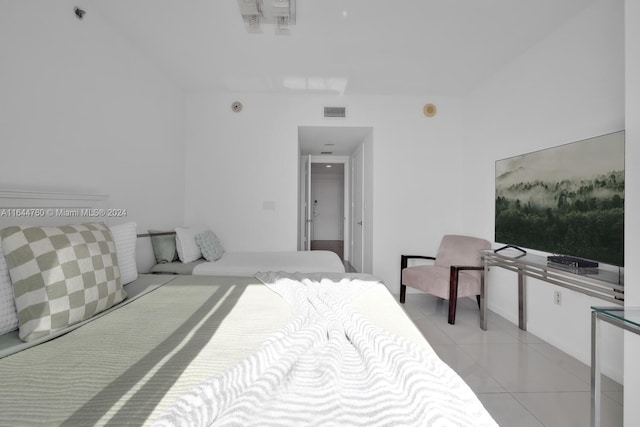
495, 131, 625, 266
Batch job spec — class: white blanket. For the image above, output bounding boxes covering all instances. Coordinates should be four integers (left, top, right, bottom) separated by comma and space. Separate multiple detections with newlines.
153, 273, 498, 427
192, 251, 346, 276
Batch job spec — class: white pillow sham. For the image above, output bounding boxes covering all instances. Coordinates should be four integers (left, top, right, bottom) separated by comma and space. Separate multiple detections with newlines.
0, 241, 19, 335
109, 222, 138, 285
175, 226, 206, 263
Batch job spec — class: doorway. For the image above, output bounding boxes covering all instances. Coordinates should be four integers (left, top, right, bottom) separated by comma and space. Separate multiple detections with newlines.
298, 126, 373, 273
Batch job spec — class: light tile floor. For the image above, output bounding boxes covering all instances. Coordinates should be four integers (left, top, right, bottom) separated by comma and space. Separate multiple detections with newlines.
398, 294, 623, 427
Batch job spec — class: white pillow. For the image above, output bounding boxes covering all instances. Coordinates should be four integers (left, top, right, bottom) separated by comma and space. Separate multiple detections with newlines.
110, 222, 138, 285
175, 226, 206, 263
0, 241, 19, 335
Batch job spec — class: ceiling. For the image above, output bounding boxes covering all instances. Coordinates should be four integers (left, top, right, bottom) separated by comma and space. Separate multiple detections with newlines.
299, 126, 371, 156
85, 1, 596, 155
89, 0, 597, 97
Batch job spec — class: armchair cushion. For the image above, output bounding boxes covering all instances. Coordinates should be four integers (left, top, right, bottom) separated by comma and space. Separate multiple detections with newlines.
402, 266, 481, 299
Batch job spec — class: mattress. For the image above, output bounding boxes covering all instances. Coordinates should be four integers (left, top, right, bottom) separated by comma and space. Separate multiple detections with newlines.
0, 273, 496, 426
0, 275, 294, 426
0, 274, 172, 359
151, 250, 346, 276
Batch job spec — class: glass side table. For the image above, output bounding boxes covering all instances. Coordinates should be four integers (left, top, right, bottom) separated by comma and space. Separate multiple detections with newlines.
591, 307, 640, 427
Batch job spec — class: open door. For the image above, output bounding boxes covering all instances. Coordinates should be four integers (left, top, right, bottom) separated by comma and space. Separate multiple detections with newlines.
351, 145, 364, 272
304, 154, 312, 250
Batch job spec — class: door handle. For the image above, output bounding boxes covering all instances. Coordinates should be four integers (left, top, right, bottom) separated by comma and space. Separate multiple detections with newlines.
357, 221, 363, 225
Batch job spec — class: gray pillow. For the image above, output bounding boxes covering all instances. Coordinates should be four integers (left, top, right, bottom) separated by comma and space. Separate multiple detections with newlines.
149, 230, 179, 264
195, 230, 225, 262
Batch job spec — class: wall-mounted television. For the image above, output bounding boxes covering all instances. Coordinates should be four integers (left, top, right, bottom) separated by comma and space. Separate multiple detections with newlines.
495, 130, 625, 267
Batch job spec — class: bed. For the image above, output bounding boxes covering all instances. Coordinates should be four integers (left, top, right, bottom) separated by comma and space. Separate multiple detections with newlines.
150, 250, 346, 276
144, 228, 346, 276
0, 273, 497, 426
0, 191, 497, 426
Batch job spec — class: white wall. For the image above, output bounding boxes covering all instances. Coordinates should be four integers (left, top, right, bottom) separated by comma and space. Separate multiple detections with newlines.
185, 92, 465, 277
624, 1, 640, 424
0, 1, 186, 238
462, 0, 625, 382
3, 0, 635, 417
362, 130, 375, 275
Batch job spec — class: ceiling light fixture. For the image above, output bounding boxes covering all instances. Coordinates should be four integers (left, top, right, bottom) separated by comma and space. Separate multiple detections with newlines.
238, 0, 296, 34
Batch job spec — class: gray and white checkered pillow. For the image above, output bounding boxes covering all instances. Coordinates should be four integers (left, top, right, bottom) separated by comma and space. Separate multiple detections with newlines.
0, 223, 126, 342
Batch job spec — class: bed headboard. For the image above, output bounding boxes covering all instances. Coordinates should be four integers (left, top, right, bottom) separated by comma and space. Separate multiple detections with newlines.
0, 190, 108, 227
0, 190, 164, 274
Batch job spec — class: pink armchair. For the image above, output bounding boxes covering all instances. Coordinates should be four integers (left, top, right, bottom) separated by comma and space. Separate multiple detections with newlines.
400, 235, 491, 324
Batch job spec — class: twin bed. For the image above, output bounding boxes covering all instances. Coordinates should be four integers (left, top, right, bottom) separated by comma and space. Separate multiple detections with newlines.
150, 249, 346, 276
0, 191, 497, 426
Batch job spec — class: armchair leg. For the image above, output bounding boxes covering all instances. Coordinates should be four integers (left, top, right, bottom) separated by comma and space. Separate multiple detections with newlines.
476, 295, 481, 308
400, 256, 407, 304
449, 299, 456, 325
448, 296, 458, 324
448, 267, 460, 325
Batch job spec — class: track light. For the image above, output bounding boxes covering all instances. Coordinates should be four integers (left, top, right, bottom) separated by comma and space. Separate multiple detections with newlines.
237, 0, 296, 34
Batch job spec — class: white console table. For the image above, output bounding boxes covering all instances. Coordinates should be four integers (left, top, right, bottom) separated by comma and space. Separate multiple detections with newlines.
479, 250, 624, 331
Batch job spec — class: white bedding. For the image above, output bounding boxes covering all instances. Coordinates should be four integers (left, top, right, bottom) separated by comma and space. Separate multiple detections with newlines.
0, 273, 497, 426
155, 273, 498, 427
152, 250, 346, 276
195, 251, 345, 275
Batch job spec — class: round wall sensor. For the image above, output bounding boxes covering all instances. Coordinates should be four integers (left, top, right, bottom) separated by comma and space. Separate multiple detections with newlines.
423, 103, 437, 117
231, 101, 243, 113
